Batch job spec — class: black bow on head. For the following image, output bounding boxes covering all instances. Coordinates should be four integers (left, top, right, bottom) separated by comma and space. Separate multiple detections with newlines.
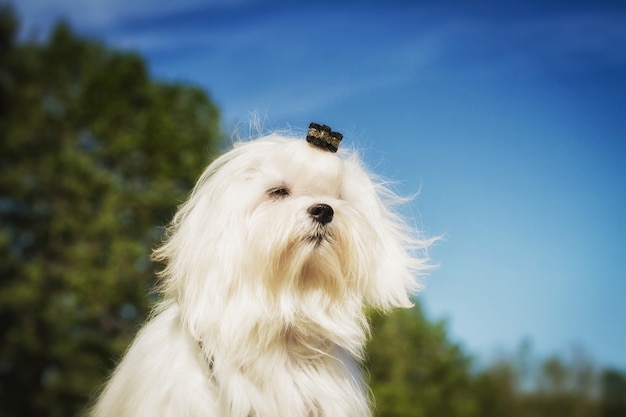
306, 123, 343, 153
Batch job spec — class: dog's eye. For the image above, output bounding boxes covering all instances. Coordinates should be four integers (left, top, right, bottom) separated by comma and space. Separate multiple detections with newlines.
268, 187, 290, 198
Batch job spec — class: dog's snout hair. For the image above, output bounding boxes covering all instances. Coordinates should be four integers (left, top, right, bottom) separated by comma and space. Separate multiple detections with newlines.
308, 203, 334, 225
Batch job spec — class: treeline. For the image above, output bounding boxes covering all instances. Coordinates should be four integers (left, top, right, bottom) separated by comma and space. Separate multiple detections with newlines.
1, 6, 624, 417
368, 306, 626, 417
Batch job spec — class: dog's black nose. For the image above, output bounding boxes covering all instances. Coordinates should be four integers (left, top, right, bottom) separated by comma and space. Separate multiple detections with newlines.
308, 203, 334, 225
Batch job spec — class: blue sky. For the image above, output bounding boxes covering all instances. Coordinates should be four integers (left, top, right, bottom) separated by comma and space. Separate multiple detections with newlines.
13, 0, 626, 370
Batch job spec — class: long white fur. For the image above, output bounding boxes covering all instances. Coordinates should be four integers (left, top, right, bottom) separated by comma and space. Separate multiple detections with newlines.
89, 133, 431, 417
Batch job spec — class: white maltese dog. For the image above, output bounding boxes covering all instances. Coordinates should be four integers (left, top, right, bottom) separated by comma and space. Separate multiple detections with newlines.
90, 123, 430, 417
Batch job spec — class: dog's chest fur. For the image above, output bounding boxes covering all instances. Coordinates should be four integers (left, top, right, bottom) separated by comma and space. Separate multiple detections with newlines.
91, 303, 370, 417
200, 319, 370, 417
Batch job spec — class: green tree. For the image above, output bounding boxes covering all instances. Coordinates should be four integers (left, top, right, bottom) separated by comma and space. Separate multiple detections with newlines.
599, 369, 626, 417
0, 7, 221, 416
367, 304, 479, 417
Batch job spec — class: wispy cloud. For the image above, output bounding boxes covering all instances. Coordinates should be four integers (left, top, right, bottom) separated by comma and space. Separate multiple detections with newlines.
512, 12, 626, 69
17, 0, 626, 74
16, 0, 625, 122
16, 0, 256, 36
424, 10, 626, 75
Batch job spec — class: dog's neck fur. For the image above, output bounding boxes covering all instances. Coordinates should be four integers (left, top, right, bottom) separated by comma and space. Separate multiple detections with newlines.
195, 312, 370, 417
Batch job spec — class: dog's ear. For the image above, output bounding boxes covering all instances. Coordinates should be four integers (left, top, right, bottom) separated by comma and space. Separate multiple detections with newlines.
342, 154, 429, 311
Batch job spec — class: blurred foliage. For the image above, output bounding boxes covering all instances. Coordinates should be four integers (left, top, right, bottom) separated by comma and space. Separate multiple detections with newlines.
368, 305, 477, 417
368, 305, 626, 417
0, 6, 220, 416
1, 6, 626, 417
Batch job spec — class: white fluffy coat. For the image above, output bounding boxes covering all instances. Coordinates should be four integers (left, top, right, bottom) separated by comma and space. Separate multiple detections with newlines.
89, 133, 429, 417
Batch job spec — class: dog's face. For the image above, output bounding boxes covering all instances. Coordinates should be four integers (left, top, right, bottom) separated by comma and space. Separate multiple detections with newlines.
238, 138, 361, 298
155, 135, 426, 347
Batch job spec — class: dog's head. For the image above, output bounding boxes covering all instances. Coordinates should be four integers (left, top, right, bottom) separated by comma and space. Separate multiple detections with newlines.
154, 129, 430, 350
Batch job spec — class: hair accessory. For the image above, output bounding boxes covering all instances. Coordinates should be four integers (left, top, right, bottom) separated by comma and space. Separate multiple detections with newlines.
306, 122, 343, 153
